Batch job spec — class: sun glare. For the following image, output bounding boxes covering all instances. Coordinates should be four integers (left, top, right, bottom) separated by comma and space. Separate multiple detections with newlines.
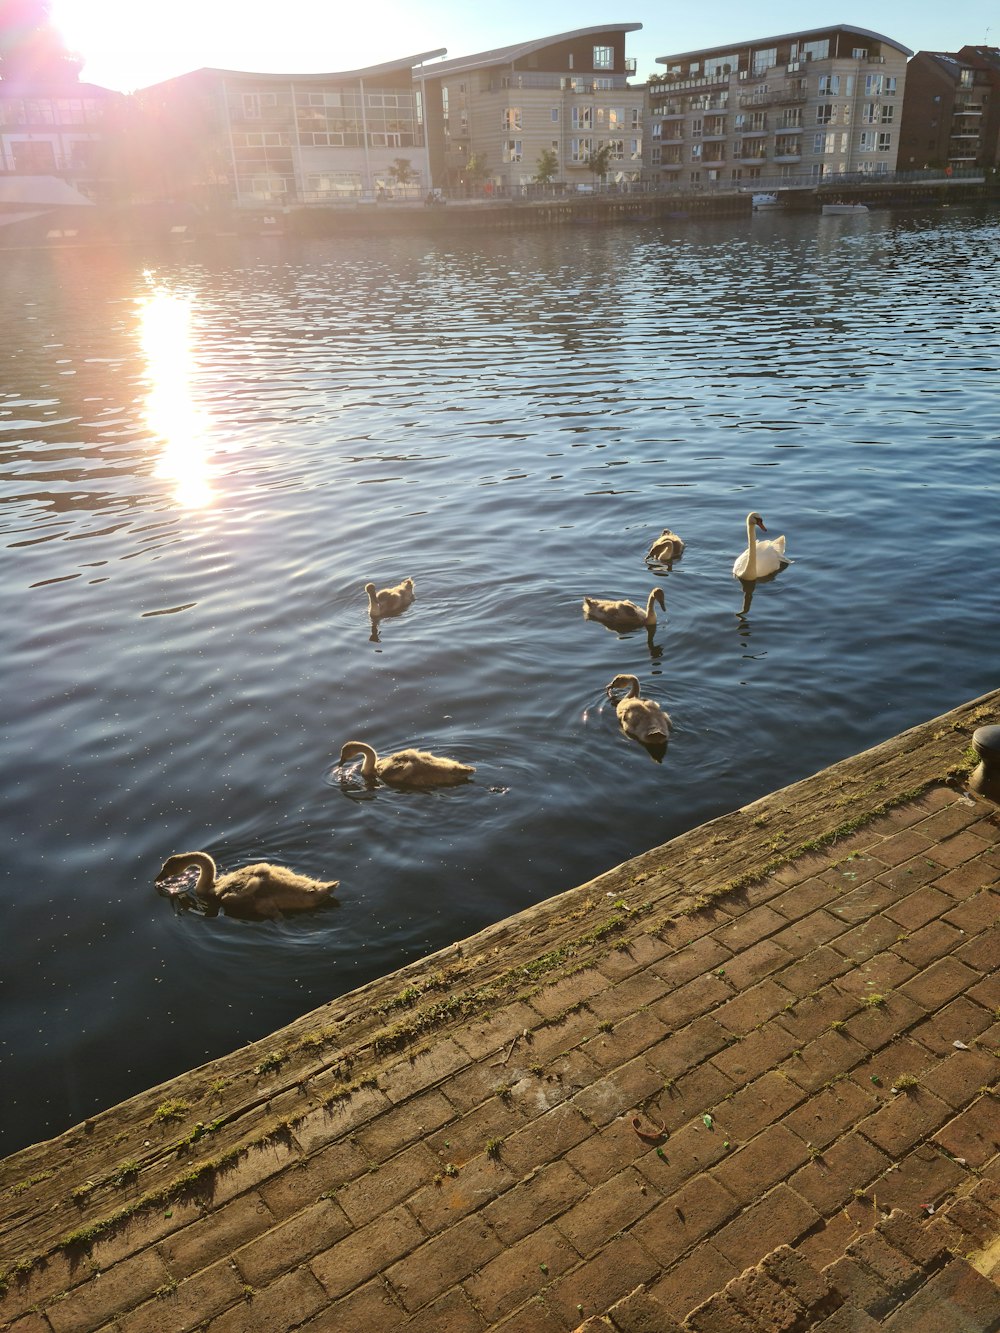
138, 282, 214, 509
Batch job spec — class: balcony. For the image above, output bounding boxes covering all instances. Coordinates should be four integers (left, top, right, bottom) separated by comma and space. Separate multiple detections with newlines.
773, 153, 801, 163
625, 58, 637, 75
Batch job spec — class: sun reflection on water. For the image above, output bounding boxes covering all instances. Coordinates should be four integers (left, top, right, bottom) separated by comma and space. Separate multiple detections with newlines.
139, 279, 213, 508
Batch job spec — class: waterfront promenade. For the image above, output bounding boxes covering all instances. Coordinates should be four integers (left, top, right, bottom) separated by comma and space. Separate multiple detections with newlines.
1, 690, 998, 1331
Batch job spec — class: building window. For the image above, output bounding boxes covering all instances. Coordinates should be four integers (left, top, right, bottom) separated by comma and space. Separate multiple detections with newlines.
630, 107, 640, 129
242, 93, 261, 118
877, 132, 891, 151
880, 105, 895, 123
571, 106, 593, 129
629, 138, 640, 159
651, 146, 661, 164
859, 131, 876, 152
691, 142, 702, 160
570, 137, 592, 162
814, 131, 838, 154
593, 45, 613, 69
852, 47, 868, 59
818, 74, 840, 95
752, 47, 777, 75
816, 104, 834, 125
691, 117, 703, 137
884, 77, 897, 95
503, 139, 523, 162
802, 39, 830, 61
502, 108, 522, 131
550, 107, 559, 122
862, 103, 879, 124
865, 74, 883, 96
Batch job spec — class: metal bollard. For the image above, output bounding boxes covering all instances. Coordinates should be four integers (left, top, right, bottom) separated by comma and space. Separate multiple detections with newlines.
967, 725, 1000, 802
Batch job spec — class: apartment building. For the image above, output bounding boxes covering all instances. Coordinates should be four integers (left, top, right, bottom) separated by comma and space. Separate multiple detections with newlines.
136, 52, 445, 208
419, 26, 645, 195
647, 25, 911, 189
0, 80, 120, 199
898, 46, 1000, 171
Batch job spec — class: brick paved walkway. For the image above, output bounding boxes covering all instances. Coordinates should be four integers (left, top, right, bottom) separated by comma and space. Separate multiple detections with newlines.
1, 691, 998, 1331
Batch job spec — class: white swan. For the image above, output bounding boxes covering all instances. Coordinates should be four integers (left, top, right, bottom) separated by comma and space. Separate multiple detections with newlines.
583, 587, 665, 631
155, 851, 338, 920
606, 675, 672, 744
646, 528, 685, 562
365, 578, 414, 618
339, 740, 474, 787
732, 512, 788, 580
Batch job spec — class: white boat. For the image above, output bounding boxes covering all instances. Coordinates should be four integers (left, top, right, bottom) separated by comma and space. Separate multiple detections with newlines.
752, 193, 779, 210
822, 203, 869, 215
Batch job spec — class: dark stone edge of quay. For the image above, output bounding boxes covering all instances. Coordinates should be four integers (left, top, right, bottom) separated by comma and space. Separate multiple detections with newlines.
0, 687, 997, 1274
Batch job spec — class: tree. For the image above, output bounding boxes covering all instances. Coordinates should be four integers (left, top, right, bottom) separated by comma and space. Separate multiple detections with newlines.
387, 158, 415, 194
534, 148, 559, 188
463, 151, 489, 196
586, 143, 614, 188
0, 0, 82, 82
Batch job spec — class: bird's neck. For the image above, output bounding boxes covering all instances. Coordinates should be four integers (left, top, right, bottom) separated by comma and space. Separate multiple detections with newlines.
746, 520, 758, 577
186, 852, 218, 898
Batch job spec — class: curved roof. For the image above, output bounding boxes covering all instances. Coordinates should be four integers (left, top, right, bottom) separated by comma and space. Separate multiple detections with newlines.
143, 51, 447, 90
657, 24, 912, 64
424, 24, 642, 78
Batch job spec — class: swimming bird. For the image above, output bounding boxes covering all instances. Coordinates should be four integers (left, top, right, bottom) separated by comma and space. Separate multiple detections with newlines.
606, 674, 672, 743
338, 740, 474, 787
583, 587, 665, 631
365, 578, 414, 618
732, 512, 788, 580
646, 528, 685, 562
155, 851, 338, 920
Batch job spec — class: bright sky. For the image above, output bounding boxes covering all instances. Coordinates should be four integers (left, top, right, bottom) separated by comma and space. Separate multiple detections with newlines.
51, 0, 995, 92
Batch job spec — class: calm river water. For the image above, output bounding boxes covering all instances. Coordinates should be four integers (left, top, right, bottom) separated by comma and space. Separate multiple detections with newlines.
1, 206, 998, 1156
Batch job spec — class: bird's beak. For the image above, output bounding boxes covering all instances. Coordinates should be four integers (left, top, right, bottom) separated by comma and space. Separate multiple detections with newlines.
755, 517, 767, 532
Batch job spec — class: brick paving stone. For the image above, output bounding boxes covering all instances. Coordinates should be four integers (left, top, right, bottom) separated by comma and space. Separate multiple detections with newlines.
778, 987, 861, 1044
712, 1184, 822, 1272
544, 1234, 662, 1329
934, 1095, 1000, 1168
570, 1059, 665, 1131
646, 1015, 732, 1073
770, 878, 845, 921
384, 1213, 502, 1313
789, 1134, 893, 1215
883, 886, 954, 931
952, 927, 999, 972
917, 802, 991, 840
909, 994, 999, 1056
502, 1100, 594, 1175
934, 859, 997, 900
811, 1306, 881, 1332
842, 992, 927, 1052
711, 1123, 811, 1204
715, 938, 794, 990
873, 830, 937, 868
847, 1037, 936, 1103
831, 914, 908, 964
353, 1088, 455, 1162
946, 892, 1000, 936
492, 1296, 565, 1333
584, 969, 670, 1022
206, 1266, 330, 1333
713, 978, 797, 1036
632, 1116, 731, 1196
115, 1262, 248, 1333
426, 1094, 528, 1168
797, 1210, 868, 1272
781, 1029, 869, 1093
930, 829, 993, 868
407, 1152, 513, 1233
664, 1059, 738, 1122
710, 1022, 800, 1084
649, 935, 733, 990
157, 1193, 277, 1279
708, 1071, 805, 1143
403, 1286, 487, 1333
648, 1245, 740, 1324
529, 1006, 603, 1062
203, 1135, 303, 1209
728, 1266, 808, 1332
871, 1143, 968, 1216
892, 919, 965, 970
309, 1204, 427, 1300
584, 1011, 670, 1069
631, 1177, 742, 1264
451, 1001, 542, 1062
235, 1198, 358, 1288
713, 905, 788, 952
773, 945, 853, 998
783, 1080, 878, 1150
556, 1167, 660, 1257
463, 1222, 577, 1324
899, 957, 982, 1012
835, 950, 918, 998
336, 1141, 441, 1228
967, 970, 1000, 1011
921, 1048, 1000, 1110
651, 972, 732, 1028
829, 879, 904, 925
484, 1159, 591, 1243
257, 1139, 369, 1221
822, 1256, 894, 1318
858, 1085, 954, 1157
684, 1290, 760, 1333
845, 1230, 923, 1298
